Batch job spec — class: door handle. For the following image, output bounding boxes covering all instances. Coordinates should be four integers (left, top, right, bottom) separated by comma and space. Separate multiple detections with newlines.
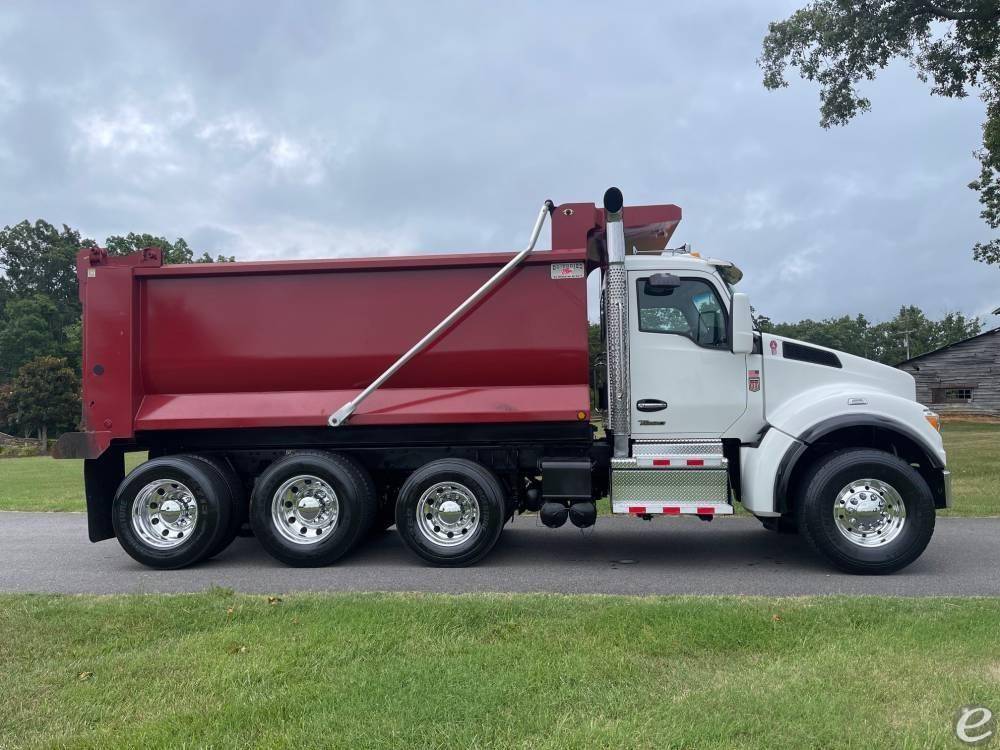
636, 399, 668, 412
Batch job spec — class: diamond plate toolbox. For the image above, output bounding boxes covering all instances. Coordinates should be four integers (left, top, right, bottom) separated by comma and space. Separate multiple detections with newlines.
611, 464, 730, 505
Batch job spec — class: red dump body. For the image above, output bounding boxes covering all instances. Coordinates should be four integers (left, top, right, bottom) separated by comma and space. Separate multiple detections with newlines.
72, 201, 680, 457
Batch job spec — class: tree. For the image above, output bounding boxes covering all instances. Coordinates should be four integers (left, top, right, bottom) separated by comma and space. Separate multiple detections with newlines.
756, 304, 981, 363
759, 1, 1000, 263
0, 294, 62, 379
588, 323, 605, 410
9, 356, 79, 451
765, 314, 874, 358
105, 233, 234, 264
0, 220, 95, 327
0, 382, 15, 435
869, 304, 981, 361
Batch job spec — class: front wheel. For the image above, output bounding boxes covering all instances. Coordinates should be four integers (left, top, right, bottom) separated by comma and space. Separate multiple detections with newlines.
797, 448, 935, 574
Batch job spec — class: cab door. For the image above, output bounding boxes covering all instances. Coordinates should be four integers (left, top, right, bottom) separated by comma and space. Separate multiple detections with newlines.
627, 270, 747, 438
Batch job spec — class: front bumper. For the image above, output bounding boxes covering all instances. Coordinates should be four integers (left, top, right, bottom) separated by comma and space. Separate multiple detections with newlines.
941, 469, 953, 509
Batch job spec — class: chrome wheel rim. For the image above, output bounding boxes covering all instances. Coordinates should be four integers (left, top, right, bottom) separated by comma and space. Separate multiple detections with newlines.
416, 482, 480, 547
832, 478, 906, 547
131, 480, 198, 549
271, 475, 339, 545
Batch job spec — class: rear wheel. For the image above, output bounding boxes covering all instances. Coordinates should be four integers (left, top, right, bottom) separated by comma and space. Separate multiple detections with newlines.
250, 451, 376, 567
395, 458, 506, 567
182, 454, 245, 559
797, 448, 935, 574
112, 455, 233, 569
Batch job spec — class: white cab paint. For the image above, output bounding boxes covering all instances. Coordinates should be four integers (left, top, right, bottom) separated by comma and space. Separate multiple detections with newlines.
760, 333, 944, 463
626, 265, 748, 438
739, 427, 800, 516
616, 253, 945, 517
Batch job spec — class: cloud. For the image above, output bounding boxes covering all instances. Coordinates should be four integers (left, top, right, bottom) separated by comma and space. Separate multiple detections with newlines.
0, 0, 994, 327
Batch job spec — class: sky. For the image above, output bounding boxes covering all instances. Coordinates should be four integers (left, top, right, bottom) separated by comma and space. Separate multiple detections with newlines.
0, 0, 995, 325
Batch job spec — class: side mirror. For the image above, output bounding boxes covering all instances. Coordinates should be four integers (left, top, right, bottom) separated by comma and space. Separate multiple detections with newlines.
731, 293, 754, 354
643, 273, 681, 296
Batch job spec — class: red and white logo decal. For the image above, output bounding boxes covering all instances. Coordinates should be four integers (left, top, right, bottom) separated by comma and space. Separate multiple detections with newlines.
748, 369, 760, 392
769, 340, 778, 355
550, 262, 584, 280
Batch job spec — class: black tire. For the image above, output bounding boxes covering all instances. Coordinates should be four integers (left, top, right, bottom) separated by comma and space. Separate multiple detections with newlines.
250, 451, 376, 567
112, 455, 234, 570
182, 454, 245, 559
797, 448, 936, 574
757, 515, 798, 534
395, 458, 506, 567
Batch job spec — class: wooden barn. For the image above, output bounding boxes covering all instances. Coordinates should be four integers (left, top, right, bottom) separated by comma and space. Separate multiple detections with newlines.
896, 326, 1000, 417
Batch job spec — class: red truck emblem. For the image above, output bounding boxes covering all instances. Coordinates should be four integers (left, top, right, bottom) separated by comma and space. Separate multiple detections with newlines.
748, 370, 761, 392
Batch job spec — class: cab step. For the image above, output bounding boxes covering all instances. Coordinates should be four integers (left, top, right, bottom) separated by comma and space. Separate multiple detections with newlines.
610, 441, 732, 516
613, 502, 734, 516
631, 439, 725, 467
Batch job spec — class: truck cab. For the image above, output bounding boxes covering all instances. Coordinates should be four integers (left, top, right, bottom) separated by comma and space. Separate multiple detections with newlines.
598, 188, 950, 572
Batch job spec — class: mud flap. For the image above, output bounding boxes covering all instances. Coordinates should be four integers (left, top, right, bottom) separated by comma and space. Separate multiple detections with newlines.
84, 448, 124, 542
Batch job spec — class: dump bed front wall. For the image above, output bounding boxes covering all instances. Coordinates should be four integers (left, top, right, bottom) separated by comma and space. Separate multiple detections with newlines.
125, 252, 589, 432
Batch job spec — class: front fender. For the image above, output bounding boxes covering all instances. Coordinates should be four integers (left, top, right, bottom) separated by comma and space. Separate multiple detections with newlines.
740, 387, 946, 516
768, 386, 945, 466
740, 428, 801, 517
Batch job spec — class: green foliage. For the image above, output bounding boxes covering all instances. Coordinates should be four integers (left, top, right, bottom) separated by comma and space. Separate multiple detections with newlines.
587, 322, 604, 370
0, 442, 44, 459
0, 381, 14, 434
0, 220, 235, 438
9, 356, 79, 446
0, 294, 62, 379
588, 323, 605, 409
105, 232, 234, 264
60, 319, 82, 374
0, 220, 93, 327
759, 0, 1000, 262
758, 304, 982, 363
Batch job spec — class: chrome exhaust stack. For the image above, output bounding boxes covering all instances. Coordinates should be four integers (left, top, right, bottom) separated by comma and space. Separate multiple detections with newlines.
603, 187, 630, 458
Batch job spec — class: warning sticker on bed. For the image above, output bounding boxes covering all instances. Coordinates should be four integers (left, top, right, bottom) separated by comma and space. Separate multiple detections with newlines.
550, 262, 584, 279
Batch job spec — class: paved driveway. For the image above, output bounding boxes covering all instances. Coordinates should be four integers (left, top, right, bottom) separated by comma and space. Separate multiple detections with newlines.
0, 512, 997, 596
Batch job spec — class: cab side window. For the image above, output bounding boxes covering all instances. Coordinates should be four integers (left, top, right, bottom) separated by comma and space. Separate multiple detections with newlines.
636, 277, 728, 349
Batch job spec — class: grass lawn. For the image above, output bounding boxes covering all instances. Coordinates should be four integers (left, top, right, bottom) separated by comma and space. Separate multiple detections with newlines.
0, 592, 997, 749
0, 452, 147, 512
0, 421, 997, 516
937, 421, 1000, 517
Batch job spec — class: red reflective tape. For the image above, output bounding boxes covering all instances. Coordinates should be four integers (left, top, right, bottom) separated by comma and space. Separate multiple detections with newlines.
663, 507, 681, 515
652, 458, 671, 466
628, 506, 646, 514
686, 459, 704, 466
697, 506, 715, 515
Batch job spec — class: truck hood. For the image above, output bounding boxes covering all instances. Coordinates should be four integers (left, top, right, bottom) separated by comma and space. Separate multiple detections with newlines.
761, 334, 916, 420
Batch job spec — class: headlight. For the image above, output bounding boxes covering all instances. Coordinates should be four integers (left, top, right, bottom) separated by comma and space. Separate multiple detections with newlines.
923, 409, 941, 432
